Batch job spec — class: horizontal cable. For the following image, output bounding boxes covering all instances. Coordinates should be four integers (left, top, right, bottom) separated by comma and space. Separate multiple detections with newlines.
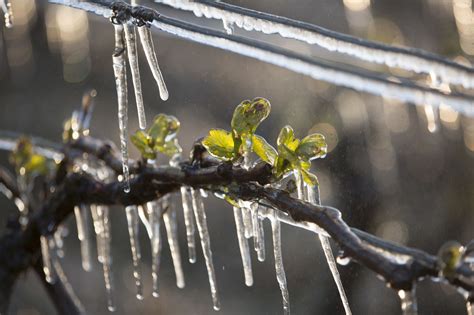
156, 0, 474, 89
49, 0, 474, 115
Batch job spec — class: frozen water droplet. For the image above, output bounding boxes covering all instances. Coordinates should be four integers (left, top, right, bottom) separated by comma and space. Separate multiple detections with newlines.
112, 24, 131, 193
191, 188, 220, 310
223, 19, 234, 34
336, 256, 351, 266
137, 26, 169, 101
233, 206, 253, 287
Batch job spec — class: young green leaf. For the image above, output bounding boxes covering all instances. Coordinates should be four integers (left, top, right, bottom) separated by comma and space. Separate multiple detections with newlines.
202, 129, 236, 161
131, 130, 156, 160
301, 168, 319, 186
296, 133, 327, 161
277, 125, 300, 151
252, 134, 277, 164
231, 97, 271, 137
9, 137, 48, 177
149, 114, 180, 146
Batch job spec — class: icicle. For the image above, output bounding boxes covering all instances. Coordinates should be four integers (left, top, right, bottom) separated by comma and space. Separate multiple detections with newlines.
180, 186, 197, 263
123, 23, 146, 130
398, 288, 418, 315
100, 205, 116, 312
112, 24, 131, 193
319, 236, 351, 314
190, 188, 220, 311
270, 211, 290, 315
255, 205, 266, 262
162, 196, 186, 289
251, 203, 265, 262
233, 206, 253, 287
74, 205, 92, 271
40, 236, 56, 284
241, 207, 253, 239
0, 0, 13, 28
306, 180, 352, 315
138, 205, 152, 238
137, 26, 169, 101
467, 301, 473, 315
54, 225, 65, 259
91, 205, 104, 263
146, 200, 163, 297
125, 205, 144, 300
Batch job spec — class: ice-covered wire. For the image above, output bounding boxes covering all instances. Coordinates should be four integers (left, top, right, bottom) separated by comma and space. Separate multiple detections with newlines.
48, 0, 474, 115
155, 0, 474, 89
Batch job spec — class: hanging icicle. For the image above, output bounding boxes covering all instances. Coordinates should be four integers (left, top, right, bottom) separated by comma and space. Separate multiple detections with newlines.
137, 25, 169, 101
190, 188, 220, 311
162, 195, 186, 289
112, 23, 131, 193
123, 23, 147, 130
40, 236, 56, 284
125, 205, 144, 300
270, 210, 290, 315
100, 205, 116, 312
233, 206, 253, 287
255, 205, 266, 262
180, 186, 197, 263
91, 204, 116, 311
146, 200, 163, 298
467, 301, 473, 315
305, 175, 352, 315
398, 288, 418, 315
251, 203, 265, 261
0, 0, 13, 28
74, 205, 92, 271
54, 225, 66, 259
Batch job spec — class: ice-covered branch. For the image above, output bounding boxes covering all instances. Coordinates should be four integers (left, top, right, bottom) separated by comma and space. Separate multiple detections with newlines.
155, 0, 474, 89
47, 0, 474, 115
0, 134, 472, 313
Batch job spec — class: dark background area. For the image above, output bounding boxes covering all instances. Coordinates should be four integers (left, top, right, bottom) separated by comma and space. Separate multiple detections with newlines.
0, 0, 473, 314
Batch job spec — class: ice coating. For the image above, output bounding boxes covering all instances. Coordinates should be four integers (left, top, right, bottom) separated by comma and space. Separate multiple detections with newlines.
112, 24, 131, 193
233, 206, 254, 287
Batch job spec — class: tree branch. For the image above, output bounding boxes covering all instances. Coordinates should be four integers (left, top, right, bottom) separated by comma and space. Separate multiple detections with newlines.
0, 135, 472, 314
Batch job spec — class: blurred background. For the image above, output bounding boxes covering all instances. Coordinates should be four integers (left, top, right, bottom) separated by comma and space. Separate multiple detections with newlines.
0, 0, 474, 314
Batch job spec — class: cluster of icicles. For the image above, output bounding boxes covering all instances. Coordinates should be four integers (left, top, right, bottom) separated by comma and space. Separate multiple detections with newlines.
38, 159, 354, 314
112, 1, 169, 193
